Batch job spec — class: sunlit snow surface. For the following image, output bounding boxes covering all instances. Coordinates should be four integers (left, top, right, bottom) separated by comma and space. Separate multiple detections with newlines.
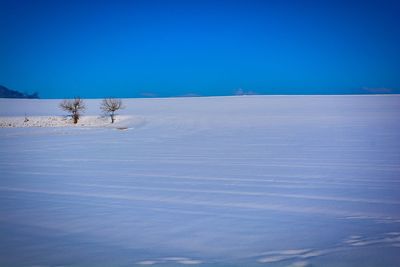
0, 95, 400, 267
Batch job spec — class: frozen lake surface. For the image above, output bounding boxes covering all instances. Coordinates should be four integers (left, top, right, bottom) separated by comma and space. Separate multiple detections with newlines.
1, 95, 400, 267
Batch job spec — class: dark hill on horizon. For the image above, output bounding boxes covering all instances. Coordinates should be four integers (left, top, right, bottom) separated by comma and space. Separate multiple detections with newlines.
0, 85, 39, 99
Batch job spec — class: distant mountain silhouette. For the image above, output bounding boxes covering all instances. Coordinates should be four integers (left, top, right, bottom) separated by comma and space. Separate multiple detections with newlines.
0, 85, 39, 98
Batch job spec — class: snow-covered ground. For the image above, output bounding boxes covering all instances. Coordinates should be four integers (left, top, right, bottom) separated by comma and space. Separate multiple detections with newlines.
0, 115, 135, 128
0, 95, 400, 267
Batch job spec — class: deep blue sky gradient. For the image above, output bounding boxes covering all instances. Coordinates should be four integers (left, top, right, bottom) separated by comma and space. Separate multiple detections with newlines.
1, 0, 399, 98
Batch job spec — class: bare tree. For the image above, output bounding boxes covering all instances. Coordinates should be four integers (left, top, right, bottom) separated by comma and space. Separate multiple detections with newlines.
100, 98, 124, 123
59, 97, 86, 124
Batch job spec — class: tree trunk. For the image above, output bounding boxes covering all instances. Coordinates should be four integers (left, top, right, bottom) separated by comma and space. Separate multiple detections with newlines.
111, 114, 115, 123
73, 114, 78, 124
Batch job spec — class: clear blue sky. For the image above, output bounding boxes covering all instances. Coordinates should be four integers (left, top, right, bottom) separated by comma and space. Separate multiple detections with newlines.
1, 0, 399, 98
